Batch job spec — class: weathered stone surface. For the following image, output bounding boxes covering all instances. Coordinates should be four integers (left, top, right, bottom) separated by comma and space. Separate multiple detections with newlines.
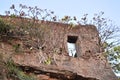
0, 16, 118, 80
1, 16, 101, 57
38, 21, 101, 56
12, 52, 118, 80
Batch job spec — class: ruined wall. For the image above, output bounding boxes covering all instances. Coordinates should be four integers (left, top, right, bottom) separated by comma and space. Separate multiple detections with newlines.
0, 16, 118, 80
39, 21, 101, 57
12, 52, 118, 80
0, 16, 101, 57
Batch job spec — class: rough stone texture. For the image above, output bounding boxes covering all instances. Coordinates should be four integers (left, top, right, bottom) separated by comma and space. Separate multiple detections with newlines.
0, 16, 118, 80
38, 21, 101, 57
1, 16, 101, 57
12, 52, 118, 80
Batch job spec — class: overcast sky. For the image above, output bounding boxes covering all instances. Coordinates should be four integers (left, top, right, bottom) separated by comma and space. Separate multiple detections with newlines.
0, 0, 120, 26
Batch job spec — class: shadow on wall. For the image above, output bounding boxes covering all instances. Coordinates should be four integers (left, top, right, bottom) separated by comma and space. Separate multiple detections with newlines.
19, 66, 99, 80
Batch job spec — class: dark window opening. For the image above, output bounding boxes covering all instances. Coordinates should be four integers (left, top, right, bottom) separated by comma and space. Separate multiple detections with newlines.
67, 36, 78, 43
67, 36, 78, 57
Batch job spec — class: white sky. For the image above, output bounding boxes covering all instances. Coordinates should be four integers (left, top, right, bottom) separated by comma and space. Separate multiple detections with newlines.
0, 0, 120, 26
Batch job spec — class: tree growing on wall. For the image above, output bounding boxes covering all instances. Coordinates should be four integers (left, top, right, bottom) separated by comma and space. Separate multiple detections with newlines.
5, 4, 120, 73
78, 12, 120, 74
5, 4, 57, 22
107, 46, 120, 73
79, 12, 120, 47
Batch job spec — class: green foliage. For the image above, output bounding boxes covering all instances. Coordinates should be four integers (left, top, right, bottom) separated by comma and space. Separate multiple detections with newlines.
106, 46, 120, 73
119, 77, 120, 80
0, 18, 12, 36
114, 46, 120, 53
61, 16, 77, 24
10, 14, 17, 18
0, 53, 7, 80
6, 60, 36, 80
15, 71, 36, 80
44, 57, 52, 65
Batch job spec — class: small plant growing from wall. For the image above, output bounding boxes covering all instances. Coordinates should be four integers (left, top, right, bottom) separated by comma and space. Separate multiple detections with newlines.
0, 18, 12, 36
13, 44, 21, 53
5, 4, 57, 28
44, 57, 52, 65
6, 60, 37, 80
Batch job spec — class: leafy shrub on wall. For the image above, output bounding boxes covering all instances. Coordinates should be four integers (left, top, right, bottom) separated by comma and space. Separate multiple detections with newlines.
0, 18, 11, 36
